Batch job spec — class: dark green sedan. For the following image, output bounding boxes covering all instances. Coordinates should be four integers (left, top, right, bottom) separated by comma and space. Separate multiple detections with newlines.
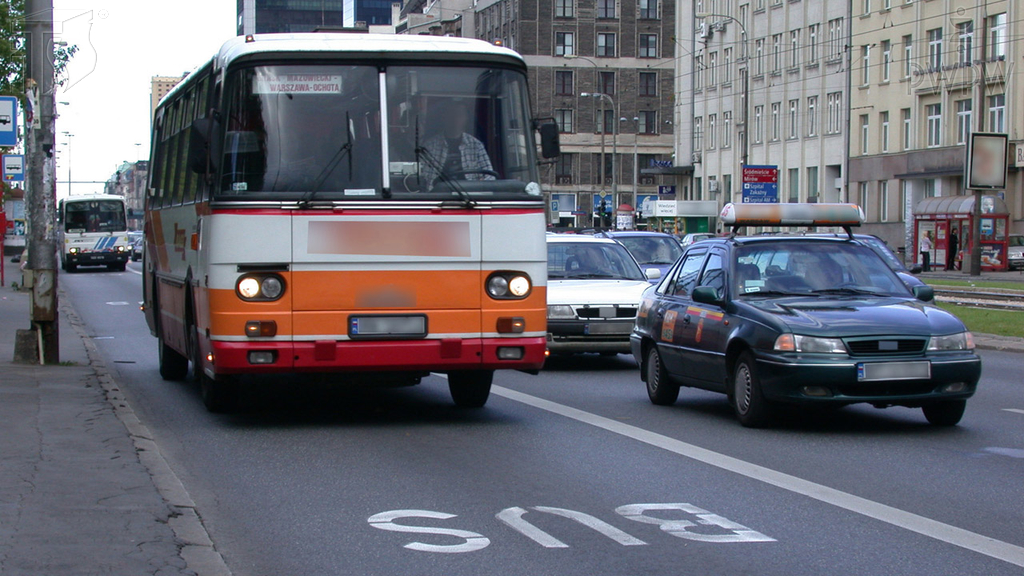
631, 228, 981, 428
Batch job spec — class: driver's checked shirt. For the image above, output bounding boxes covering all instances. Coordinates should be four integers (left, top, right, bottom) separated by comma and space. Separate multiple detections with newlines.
419, 132, 495, 186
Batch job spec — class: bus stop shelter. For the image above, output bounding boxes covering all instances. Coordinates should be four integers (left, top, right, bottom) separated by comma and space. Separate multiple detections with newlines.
914, 195, 1010, 271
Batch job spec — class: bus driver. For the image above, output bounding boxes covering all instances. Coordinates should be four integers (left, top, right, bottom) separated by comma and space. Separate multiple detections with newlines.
419, 100, 495, 187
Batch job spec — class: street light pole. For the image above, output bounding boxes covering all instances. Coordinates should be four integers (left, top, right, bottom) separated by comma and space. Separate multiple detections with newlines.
582, 92, 618, 226
61, 131, 72, 197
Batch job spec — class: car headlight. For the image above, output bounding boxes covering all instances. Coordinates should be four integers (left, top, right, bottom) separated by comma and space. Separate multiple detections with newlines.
486, 272, 532, 299
236, 274, 286, 302
928, 331, 975, 351
547, 305, 576, 319
774, 334, 847, 354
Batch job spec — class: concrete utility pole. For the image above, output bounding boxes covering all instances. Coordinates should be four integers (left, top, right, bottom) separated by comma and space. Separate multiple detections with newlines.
22, 0, 59, 363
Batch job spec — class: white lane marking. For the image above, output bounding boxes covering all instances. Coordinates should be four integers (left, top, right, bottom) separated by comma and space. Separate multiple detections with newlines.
490, 385, 1024, 568
127, 266, 142, 276
106, 301, 130, 306
1003, 409, 1024, 416
368, 510, 491, 553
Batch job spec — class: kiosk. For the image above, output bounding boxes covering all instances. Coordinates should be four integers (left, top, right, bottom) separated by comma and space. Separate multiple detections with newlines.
914, 195, 1010, 271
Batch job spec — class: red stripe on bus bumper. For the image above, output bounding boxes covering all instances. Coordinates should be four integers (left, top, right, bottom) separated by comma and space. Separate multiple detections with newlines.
208, 337, 546, 373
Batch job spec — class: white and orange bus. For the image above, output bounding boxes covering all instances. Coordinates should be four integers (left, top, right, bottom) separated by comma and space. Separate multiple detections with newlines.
143, 33, 559, 411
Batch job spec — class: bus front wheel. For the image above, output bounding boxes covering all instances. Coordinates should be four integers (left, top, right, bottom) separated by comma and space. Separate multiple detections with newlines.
158, 339, 189, 381
448, 370, 493, 408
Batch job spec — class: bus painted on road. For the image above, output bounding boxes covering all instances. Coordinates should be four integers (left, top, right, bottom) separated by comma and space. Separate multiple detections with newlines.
143, 33, 558, 411
58, 194, 131, 272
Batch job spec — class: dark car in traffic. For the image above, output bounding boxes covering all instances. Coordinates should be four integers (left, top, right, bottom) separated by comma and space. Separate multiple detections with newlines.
631, 203, 981, 428
594, 230, 683, 282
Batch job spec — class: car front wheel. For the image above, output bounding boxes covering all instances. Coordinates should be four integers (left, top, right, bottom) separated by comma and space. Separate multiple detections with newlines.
922, 399, 966, 426
732, 351, 774, 428
646, 346, 680, 405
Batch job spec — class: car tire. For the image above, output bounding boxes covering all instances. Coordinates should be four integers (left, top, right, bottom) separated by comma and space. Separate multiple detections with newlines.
158, 338, 189, 381
922, 400, 966, 426
646, 346, 680, 406
732, 351, 774, 428
448, 370, 493, 408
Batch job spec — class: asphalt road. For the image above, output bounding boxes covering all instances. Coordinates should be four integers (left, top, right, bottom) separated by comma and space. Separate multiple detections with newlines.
62, 263, 1024, 576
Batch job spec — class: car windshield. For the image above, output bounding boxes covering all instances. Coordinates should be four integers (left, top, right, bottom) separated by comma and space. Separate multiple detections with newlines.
856, 236, 906, 272
616, 236, 683, 265
733, 241, 912, 297
218, 64, 540, 201
547, 242, 646, 280
1009, 236, 1024, 247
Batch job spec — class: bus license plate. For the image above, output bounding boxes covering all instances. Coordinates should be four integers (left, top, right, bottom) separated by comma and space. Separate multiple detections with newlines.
349, 315, 427, 339
857, 361, 930, 382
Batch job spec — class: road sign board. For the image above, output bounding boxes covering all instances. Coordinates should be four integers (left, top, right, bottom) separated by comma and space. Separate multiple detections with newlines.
3, 154, 25, 181
0, 96, 18, 147
742, 164, 778, 203
658, 185, 676, 196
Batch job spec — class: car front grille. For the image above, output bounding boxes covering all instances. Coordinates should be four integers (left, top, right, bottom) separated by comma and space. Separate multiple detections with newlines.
845, 338, 927, 356
575, 306, 638, 319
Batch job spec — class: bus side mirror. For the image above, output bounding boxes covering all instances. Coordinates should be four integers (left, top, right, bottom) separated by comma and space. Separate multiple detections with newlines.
189, 116, 222, 174
536, 120, 561, 159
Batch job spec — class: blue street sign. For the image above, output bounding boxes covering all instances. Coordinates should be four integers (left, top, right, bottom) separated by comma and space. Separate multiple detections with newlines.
658, 185, 676, 195
0, 96, 18, 147
3, 154, 25, 181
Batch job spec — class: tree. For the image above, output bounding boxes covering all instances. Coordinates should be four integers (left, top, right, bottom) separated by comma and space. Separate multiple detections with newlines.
0, 0, 26, 98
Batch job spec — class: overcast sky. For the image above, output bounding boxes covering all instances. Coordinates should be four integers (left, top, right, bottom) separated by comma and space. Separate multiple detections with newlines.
53, 0, 236, 198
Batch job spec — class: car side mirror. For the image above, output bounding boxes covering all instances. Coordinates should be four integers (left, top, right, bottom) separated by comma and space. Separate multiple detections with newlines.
692, 286, 721, 305
913, 285, 934, 302
645, 268, 662, 280
909, 265, 923, 274
535, 119, 561, 159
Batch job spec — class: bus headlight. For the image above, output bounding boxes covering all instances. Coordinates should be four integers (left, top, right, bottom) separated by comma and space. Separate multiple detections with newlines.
486, 272, 532, 299
236, 274, 286, 301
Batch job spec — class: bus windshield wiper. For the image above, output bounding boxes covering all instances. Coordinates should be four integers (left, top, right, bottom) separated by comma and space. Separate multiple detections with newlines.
414, 121, 475, 208
300, 112, 353, 207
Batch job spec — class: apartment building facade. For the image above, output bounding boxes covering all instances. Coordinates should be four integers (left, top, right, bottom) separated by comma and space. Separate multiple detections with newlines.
848, 0, 1020, 255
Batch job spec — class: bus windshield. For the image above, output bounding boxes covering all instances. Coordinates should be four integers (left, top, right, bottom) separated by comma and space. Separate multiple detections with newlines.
64, 200, 126, 233
220, 64, 541, 200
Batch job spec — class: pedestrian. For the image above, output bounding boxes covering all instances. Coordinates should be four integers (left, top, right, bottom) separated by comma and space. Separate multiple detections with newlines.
947, 227, 959, 270
919, 231, 933, 272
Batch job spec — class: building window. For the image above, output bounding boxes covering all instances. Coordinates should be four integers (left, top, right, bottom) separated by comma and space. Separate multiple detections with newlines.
861, 45, 871, 85
902, 108, 911, 150
555, 70, 573, 96
708, 51, 718, 85
555, 109, 574, 133
753, 105, 764, 143
926, 103, 941, 147
880, 111, 890, 152
860, 115, 869, 154
881, 40, 891, 81
807, 166, 819, 202
597, 0, 615, 18
826, 92, 842, 134
555, 153, 574, 184
555, 32, 575, 56
598, 71, 615, 96
723, 48, 732, 83
828, 18, 843, 60
858, 182, 868, 218
639, 0, 658, 19
596, 108, 615, 134
989, 94, 1005, 132
902, 35, 912, 78
955, 99, 971, 145
555, 0, 574, 18
772, 34, 782, 72
755, 38, 765, 75
597, 33, 616, 57
638, 111, 657, 135
789, 168, 800, 202
807, 96, 817, 137
862, 0, 870, 15
694, 116, 703, 151
789, 30, 800, 68
723, 111, 732, 148
879, 181, 889, 222
927, 28, 942, 69
708, 114, 717, 149
771, 102, 780, 141
788, 99, 798, 139
695, 55, 704, 89
900, 180, 910, 222
639, 72, 657, 97
639, 34, 658, 58
957, 21, 973, 65
807, 24, 819, 64
988, 13, 1007, 59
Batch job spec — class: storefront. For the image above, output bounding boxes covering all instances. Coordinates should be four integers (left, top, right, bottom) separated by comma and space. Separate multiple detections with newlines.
642, 200, 719, 236
913, 195, 1010, 271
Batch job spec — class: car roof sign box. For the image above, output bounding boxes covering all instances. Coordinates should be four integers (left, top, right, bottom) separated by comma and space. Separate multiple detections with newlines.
720, 203, 865, 238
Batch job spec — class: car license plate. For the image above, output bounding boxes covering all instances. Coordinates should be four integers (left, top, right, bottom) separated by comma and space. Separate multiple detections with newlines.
857, 361, 931, 382
585, 322, 633, 335
349, 315, 426, 338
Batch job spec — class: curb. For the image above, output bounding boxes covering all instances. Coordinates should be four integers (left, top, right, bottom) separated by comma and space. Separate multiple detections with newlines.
60, 292, 232, 576
973, 332, 1024, 353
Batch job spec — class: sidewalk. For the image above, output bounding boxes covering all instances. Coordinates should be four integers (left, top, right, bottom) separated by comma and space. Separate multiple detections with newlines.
0, 257, 228, 576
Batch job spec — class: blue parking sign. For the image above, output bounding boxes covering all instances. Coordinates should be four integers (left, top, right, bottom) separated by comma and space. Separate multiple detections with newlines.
0, 96, 18, 147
